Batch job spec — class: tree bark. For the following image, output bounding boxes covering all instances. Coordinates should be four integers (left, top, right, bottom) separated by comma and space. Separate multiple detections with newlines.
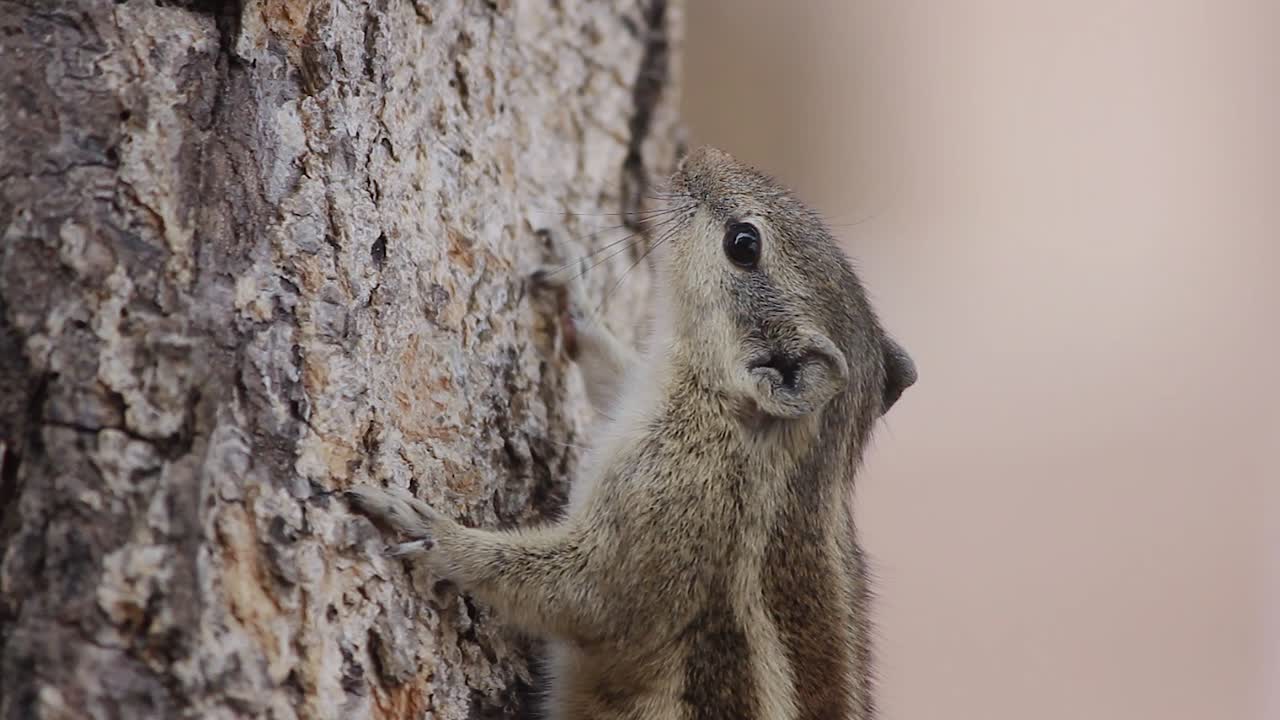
0, 1, 681, 717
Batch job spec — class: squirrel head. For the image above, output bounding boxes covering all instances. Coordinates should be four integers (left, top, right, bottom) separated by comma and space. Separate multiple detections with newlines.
653, 146, 916, 422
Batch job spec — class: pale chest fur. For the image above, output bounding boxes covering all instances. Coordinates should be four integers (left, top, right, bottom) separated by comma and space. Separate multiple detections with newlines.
551, 378, 864, 719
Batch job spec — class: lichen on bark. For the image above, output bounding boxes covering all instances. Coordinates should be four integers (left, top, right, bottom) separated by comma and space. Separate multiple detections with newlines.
0, 1, 683, 717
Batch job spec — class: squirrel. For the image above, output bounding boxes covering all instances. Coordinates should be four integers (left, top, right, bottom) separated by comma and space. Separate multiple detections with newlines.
347, 146, 917, 720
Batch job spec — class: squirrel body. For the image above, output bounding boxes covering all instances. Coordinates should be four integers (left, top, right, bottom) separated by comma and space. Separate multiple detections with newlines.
349, 147, 916, 720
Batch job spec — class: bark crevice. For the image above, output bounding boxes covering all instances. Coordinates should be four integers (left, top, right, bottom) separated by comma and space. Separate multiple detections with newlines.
621, 0, 673, 231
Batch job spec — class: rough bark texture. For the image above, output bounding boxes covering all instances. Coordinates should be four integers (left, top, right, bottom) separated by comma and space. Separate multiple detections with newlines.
0, 1, 681, 717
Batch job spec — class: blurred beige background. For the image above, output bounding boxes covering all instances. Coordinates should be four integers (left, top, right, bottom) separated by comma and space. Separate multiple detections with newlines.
683, 2, 1278, 719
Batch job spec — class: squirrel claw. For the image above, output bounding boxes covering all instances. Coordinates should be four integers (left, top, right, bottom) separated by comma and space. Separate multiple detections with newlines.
385, 539, 434, 558
531, 262, 585, 291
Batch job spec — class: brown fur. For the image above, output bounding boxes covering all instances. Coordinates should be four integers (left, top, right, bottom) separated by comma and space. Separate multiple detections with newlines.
347, 147, 916, 719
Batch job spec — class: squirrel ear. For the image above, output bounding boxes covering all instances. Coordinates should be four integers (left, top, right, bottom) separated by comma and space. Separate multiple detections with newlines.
881, 336, 917, 414
744, 332, 849, 420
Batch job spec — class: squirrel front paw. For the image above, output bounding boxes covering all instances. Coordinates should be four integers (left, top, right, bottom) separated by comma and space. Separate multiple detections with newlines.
346, 485, 463, 577
346, 484, 442, 541
531, 262, 594, 360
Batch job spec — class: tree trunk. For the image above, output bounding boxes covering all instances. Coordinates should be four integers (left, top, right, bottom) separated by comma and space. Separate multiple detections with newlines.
0, 1, 681, 717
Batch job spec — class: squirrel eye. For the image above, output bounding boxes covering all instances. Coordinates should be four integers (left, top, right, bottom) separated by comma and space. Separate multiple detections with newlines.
723, 222, 761, 268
